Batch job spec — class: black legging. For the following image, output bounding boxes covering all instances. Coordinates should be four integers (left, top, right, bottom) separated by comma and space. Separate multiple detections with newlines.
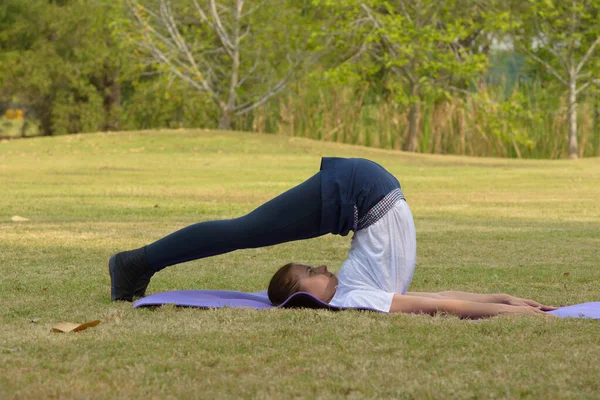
145, 172, 329, 271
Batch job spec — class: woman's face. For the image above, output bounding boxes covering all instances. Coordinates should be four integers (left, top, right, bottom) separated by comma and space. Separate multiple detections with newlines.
292, 264, 338, 303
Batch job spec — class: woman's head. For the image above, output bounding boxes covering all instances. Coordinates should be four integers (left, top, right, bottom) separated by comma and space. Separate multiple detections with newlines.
268, 263, 338, 306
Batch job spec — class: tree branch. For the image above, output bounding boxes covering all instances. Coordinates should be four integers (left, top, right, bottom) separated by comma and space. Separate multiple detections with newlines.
360, 3, 400, 60
360, 2, 417, 85
236, 54, 260, 88
136, 38, 206, 93
209, 0, 235, 52
126, 0, 307, 122
520, 46, 568, 86
190, 0, 233, 58
241, 0, 266, 18
534, 18, 569, 74
128, 0, 220, 101
577, 78, 600, 95
576, 35, 600, 75
233, 58, 301, 115
160, 0, 215, 92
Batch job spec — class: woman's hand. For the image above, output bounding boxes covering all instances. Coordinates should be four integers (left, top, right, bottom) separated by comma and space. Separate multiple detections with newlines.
496, 304, 556, 316
505, 295, 558, 311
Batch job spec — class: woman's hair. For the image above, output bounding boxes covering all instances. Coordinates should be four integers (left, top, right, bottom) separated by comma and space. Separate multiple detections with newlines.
268, 263, 302, 306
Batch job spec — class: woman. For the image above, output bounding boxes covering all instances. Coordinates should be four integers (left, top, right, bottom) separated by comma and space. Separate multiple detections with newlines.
109, 157, 556, 318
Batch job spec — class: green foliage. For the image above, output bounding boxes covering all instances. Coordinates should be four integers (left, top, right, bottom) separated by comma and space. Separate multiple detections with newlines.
309, 1, 495, 151
471, 89, 537, 157
118, 0, 319, 128
1, 0, 599, 158
497, 0, 600, 93
314, 0, 490, 98
0, 0, 136, 134
247, 69, 600, 158
120, 75, 218, 130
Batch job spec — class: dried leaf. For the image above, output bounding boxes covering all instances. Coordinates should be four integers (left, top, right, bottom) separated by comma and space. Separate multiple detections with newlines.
51, 320, 100, 333
11, 215, 30, 222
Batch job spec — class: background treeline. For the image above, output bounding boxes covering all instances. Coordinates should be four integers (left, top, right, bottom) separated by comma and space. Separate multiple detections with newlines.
1, 0, 599, 159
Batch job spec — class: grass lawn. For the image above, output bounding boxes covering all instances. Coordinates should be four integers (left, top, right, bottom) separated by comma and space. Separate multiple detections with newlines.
1, 129, 599, 399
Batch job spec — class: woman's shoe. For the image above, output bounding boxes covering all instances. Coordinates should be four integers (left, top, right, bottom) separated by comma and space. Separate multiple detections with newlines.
133, 271, 154, 298
108, 247, 151, 301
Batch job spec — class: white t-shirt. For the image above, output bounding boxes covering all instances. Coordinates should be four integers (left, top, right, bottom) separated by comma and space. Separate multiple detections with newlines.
328, 200, 417, 312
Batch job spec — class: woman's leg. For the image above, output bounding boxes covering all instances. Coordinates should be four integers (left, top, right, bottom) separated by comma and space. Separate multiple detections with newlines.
110, 172, 328, 301
145, 171, 327, 270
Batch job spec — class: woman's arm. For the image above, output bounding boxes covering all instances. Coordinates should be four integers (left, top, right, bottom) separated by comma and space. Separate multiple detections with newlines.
390, 294, 551, 318
407, 291, 509, 304
406, 291, 557, 310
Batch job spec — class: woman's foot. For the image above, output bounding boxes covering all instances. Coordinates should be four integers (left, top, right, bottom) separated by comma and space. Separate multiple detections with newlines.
108, 247, 152, 301
133, 270, 154, 298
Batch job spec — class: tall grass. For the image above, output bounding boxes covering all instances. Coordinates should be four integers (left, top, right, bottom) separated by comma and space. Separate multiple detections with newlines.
5, 75, 599, 159
240, 79, 600, 159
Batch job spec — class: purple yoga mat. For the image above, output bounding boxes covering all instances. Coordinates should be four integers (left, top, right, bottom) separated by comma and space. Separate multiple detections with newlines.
133, 290, 600, 318
132, 290, 378, 310
548, 302, 600, 319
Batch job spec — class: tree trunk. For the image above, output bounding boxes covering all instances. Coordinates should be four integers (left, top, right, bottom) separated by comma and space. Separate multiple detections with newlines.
39, 97, 54, 136
218, 107, 232, 130
103, 67, 121, 132
20, 119, 29, 138
216, 0, 242, 132
567, 74, 578, 159
595, 93, 600, 157
403, 85, 420, 152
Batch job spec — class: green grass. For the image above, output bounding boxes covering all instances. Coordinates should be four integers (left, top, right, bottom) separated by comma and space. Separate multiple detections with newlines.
1, 129, 599, 399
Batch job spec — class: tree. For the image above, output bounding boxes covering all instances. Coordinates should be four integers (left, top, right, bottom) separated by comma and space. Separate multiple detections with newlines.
123, 0, 315, 130
0, 0, 52, 133
510, 0, 600, 159
315, 0, 490, 152
0, 0, 136, 135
